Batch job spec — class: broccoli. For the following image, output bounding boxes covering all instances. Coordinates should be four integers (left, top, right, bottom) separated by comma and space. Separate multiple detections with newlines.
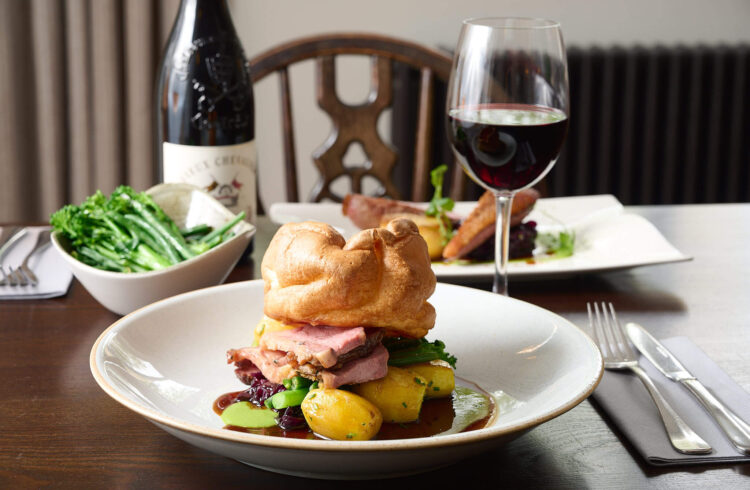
383, 337, 458, 369
50, 185, 245, 273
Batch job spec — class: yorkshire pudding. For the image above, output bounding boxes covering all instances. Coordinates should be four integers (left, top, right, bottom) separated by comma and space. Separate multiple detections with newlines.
261, 219, 436, 338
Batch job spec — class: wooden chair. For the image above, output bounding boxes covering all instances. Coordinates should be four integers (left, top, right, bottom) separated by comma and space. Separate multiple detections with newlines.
248, 33, 466, 203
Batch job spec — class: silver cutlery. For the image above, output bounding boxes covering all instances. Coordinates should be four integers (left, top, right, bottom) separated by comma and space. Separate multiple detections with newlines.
587, 302, 712, 454
0, 226, 21, 249
0, 226, 27, 257
8, 230, 51, 286
0, 227, 29, 286
627, 322, 750, 454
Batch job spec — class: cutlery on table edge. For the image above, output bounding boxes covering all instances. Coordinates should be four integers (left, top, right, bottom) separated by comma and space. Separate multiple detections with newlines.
0, 226, 20, 248
626, 322, 750, 455
0, 227, 27, 259
0, 227, 29, 286
588, 302, 712, 455
13, 230, 51, 286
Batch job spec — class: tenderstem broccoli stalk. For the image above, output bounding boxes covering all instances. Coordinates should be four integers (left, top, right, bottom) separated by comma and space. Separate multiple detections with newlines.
112, 188, 196, 261
50, 185, 242, 273
199, 211, 245, 245
383, 337, 458, 368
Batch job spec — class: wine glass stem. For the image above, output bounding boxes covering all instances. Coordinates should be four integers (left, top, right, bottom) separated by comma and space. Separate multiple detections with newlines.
493, 191, 514, 295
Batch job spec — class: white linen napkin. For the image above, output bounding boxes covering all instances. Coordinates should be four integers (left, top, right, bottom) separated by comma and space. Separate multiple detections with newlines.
0, 226, 73, 300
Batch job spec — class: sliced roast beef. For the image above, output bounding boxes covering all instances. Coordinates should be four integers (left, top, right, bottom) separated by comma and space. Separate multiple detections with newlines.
227, 347, 295, 384
319, 344, 389, 389
293, 328, 384, 377
228, 329, 389, 388
259, 325, 370, 369
334, 329, 384, 367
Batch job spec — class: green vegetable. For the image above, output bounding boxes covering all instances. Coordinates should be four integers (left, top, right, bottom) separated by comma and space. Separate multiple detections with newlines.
424, 165, 456, 246
198, 211, 247, 249
383, 337, 457, 369
50, 185, 242, 273
265, 389, 308, 410
269, 377, 316, 410
536, 230, 575, 260
221, 401, 278, 428
282, 376, 313, 391
180, 223, 212, 238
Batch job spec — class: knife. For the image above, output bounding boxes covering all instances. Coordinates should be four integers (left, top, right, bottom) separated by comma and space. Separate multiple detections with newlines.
0, 227, 27, 261
626, 322, 750, 454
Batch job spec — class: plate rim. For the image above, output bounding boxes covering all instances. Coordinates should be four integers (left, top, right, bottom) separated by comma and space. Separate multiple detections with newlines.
90, 280, 603, 452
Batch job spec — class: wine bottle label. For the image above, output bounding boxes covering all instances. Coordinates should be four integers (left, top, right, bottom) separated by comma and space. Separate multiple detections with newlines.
162, 141, 257, 224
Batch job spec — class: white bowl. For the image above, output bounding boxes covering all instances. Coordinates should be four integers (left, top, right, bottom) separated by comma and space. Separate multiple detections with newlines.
51, 183, 255, 315
90, 280, 603, 479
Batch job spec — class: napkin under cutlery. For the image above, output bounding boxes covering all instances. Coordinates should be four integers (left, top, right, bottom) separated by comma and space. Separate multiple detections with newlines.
591, 336, 750, 465
0, 226, 72, 300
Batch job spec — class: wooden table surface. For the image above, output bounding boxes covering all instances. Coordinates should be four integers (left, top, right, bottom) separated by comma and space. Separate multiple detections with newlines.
1, 204, 749, 488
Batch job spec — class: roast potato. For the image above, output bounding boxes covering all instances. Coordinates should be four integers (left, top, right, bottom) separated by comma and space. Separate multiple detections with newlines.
352, 366, 427, 423
406, 360, 455, 399
301, 388, 382, 441
380, 213, 444, 259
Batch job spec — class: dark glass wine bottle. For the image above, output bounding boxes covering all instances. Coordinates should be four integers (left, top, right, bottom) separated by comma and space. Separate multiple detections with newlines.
156, 0, 256, 231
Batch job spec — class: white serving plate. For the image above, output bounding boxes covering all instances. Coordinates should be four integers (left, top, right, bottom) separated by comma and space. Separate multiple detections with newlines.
269, 195, 691, 279
90, 280, 602, 479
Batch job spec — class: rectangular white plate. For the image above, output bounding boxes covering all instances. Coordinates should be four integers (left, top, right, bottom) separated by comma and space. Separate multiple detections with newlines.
269, 195, 691, 280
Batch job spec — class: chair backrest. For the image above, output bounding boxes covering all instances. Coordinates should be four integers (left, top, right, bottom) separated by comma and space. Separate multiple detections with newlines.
249, 33, 465, 203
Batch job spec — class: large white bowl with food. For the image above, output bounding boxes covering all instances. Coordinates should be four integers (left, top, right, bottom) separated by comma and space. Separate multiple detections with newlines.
90, 280, 602, 479
51, 183, 255, 315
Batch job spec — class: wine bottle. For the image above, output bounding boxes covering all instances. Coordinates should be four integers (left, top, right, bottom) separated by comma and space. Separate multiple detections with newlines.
156, 0, 256, 233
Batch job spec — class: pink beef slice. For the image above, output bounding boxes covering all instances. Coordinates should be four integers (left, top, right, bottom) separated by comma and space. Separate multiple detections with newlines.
259, 326, 367, 369
227, 347, 295, 384
320, 344, 389, 389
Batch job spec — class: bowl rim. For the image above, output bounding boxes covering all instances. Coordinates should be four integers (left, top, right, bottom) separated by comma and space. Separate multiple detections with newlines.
50, 183, 255, 280
89, 280, 603, 452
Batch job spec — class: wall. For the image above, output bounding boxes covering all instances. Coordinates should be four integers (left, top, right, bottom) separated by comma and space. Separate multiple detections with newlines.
230, 0, 750, 206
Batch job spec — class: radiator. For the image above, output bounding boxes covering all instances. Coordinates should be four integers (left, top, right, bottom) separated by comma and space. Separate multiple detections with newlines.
553, 44, 750, 204
392, 44, 750, 204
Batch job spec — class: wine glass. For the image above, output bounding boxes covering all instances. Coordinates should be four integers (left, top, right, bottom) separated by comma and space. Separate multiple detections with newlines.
446, 17, 569, 295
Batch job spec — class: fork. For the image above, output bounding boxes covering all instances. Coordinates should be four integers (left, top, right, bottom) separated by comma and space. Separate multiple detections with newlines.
588, 302, 712, 454
0, 227, 28, 286
8, 230, 51, 286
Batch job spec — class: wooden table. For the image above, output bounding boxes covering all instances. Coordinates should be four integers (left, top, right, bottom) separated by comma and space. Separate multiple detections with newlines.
1, 205, 749, 488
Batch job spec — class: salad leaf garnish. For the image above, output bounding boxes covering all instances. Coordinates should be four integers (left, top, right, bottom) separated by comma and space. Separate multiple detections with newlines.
536, 230, 575, 259
424, 165, 456, 245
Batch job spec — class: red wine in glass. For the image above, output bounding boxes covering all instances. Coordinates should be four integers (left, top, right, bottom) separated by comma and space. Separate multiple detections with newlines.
448, 103, 568, 192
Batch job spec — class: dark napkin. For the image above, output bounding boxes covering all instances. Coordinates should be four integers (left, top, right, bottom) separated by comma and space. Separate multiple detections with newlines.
591, 336, 750, 465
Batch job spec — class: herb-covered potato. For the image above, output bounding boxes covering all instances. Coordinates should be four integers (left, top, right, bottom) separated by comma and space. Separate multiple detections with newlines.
406, 360, 455, 399
352, 366, 427, 423
301, 388, 382, 441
